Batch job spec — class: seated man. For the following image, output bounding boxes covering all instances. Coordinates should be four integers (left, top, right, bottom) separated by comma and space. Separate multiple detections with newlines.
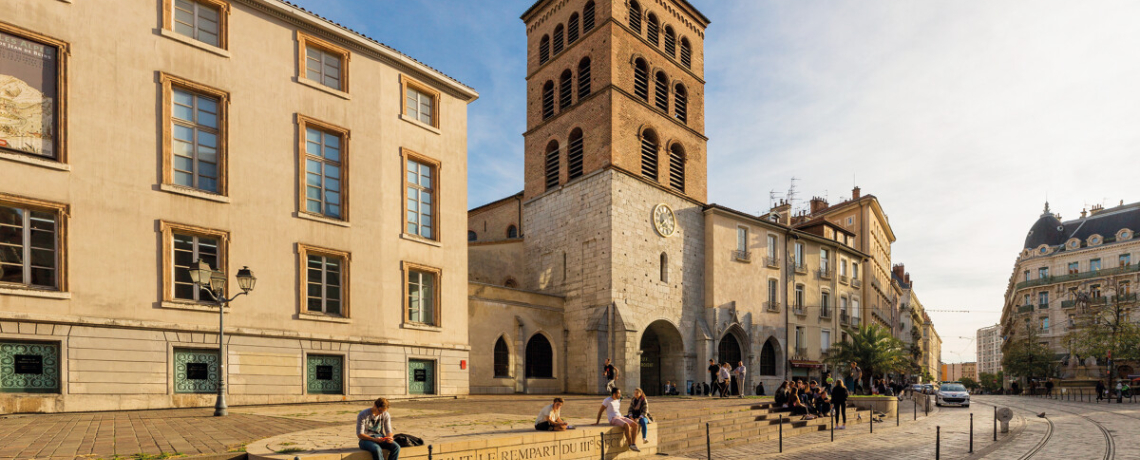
595, 388, 641, 452
813, 389, 832, 416
535, 398, 569, 431
357, 398, 400, 460
666, 381, 680, 395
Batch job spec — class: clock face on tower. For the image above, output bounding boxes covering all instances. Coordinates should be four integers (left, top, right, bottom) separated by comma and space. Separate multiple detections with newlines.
653, 204, 677, 237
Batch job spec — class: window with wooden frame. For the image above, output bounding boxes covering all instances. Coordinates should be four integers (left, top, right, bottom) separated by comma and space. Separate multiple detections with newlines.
297, 115, 349, 222
0, 193, 68, 292
160, 221, 227, 304
401, 75, 440, 129
160, 73, 228, 196
299, 244, 350, 318
402, 149, 440, 241
0, 24, 68, 164
165, 0, 229, 49
403, 262, 441, 327
297, 32, 349, 92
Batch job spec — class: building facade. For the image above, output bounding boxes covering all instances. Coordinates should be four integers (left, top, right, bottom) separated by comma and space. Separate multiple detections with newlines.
976, 324, 1003, 377
941, 362, 976, 383
0, 0, 477, 413
1000, 201, 1140, 380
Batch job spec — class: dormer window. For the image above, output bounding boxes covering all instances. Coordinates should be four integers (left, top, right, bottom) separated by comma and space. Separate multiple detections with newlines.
1088, 235, 1102, 246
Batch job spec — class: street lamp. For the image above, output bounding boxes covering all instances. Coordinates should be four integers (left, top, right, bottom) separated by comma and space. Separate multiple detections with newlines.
188, 259, 256, 416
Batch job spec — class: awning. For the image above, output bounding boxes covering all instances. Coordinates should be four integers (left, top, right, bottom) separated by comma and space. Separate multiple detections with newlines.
790, 360, 823, 369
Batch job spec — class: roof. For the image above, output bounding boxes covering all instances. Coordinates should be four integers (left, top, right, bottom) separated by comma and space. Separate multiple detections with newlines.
1022, 200, 1140, 249
521, 0, 711, 26
892, 271, 911, 289
809, 194, 896, 243
703, 203, 869, 259
266, 0, 477, 98
468, 191, 524, 214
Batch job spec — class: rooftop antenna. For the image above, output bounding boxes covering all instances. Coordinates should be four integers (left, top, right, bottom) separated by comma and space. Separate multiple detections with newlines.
769, 189, 780, 210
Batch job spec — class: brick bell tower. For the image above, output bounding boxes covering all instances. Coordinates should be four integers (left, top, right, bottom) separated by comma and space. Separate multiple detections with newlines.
519, 0, 710, 394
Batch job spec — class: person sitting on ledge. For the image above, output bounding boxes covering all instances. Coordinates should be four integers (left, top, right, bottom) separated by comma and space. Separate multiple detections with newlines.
357, 398, 399, 460
535, 397, 569, 431
596, 388, 641, 452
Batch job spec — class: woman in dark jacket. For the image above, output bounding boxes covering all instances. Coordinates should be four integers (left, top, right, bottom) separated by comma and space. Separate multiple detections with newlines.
774, 381, 788, 407
627, 388, 650, 443
832, 380, 849, 429
788, 388, 809, 416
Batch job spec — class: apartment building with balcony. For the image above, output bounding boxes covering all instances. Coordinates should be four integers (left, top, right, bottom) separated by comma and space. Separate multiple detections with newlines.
0, 0, 477, 413
976, 323, 1003, 377
1000, 201, 1140, 371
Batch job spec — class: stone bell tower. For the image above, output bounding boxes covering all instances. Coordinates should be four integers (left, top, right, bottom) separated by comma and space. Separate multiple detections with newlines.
519, 0, 710, 394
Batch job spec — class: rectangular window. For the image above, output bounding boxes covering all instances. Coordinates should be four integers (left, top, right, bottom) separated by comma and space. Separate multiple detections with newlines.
1023, 270, 1029, 282
767, 234, 777, 259
306, 354, 344, 395
821, 291, 830, 315
840, 296, 848, 314
1024, 294, 1030, 306
852, 262, 859, 279
173, 348, 219, 394
299, 244, 350, 318
0, 26, 66, 161
297, 33, 350, 92
768, 279, 778, 306
736, 227, 748, 252
794, 242, 804, 266
1039, 291, 1048, 307
401, 75, 440, 128
0, 196, 66, 291
404, 151, 438, 240
1041, 317, 1049, 332
821, 330, 831, 352
1038, 267, 1048, 279
172, 0, 223, 47
1068, 262, 1079, 274
172, 233, 219, 301
297, 115, 349, 222
404, 262, 441, 326
1090, 258, 1101, 271
840, 260, 847, 277
795, 285, 804, 308
161, 73, 228, 196
1091, 284, 1101, 299
852, 298, 860, 317
820, 248, 830, 271
795, 327, 805, 349
1121, 254, 1132, 267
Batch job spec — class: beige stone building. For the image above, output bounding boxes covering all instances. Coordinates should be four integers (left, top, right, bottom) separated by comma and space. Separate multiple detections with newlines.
924, 314, 943, 382
0, 0, 477, 413
1000, 201, 1140, 380
976, 323, 1002, 377
941, 362, 976, 383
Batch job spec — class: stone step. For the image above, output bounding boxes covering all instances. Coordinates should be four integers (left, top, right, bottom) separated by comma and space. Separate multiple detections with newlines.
655, 407, 875, 455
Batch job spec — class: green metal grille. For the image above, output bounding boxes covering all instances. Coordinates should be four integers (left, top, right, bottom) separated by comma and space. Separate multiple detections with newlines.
306, 354, 344, 394
1, 341, 60, 393
408, 359, 435, 395
174, 348, 219, 394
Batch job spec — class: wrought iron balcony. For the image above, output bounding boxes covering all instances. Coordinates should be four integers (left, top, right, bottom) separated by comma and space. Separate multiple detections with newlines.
1014, 264, 1140, 291
1061, 300, 1076, 309
1016, 304, 1033, 313
852, 316, 861, 326
732, 250, 751, 263
820, 306, 832, 318
766, 301, 781, 312
852, 278, 862, 288
795, 347, 808, 358
794, 263, 808, 274
840, 312, 850, 325
794, 305, 806, 316
839, 274, 849, 284
765, 256, 780, 268
818, 267, 832, 280
1115, 293, 1138, 302
1038, 302, 1049, 310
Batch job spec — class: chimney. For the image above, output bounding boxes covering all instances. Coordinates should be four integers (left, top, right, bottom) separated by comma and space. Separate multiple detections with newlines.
1090, 204, 1105, 216
852, 186, 861, 200
905, 273, 911, 286
1081, 208, 1087, 218
892, 263, 905, 279
770, 200, 792, 225
810, 196, 829, 214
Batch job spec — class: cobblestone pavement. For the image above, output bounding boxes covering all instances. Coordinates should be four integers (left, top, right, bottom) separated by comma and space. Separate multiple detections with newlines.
980, 395, 1140, 460
0, 395, 755, 459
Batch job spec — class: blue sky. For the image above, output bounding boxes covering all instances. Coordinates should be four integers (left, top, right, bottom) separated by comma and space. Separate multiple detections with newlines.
292, 0, 1140, 365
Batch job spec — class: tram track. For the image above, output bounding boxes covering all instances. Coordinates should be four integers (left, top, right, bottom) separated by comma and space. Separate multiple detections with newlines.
996, 397, 1115, 460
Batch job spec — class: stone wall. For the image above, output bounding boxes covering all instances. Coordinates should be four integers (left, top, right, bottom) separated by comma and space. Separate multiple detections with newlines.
467, 283, 566, 395
468, 195, 523, 243
469, 241, 526, 286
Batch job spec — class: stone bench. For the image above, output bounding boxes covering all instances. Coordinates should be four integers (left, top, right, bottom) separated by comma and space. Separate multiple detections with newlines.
248, 422, 658, 460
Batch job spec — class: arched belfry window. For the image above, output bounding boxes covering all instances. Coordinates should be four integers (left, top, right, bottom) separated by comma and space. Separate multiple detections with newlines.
633, 59, 649, 101
525, 334, 554, 378
629, 1, 641, 33
559, 69, 573, 109
583, 1, 596, 32
646, 13, 659, 45
468, 231, 477, 242
539, 35, 550, 65
568, 128, 584, 180
568, 13, 580, 44
578, 57, 592, 99
507, 225, 518, 238
660, 252, 669, 282
640, 129, 659, 180
674, 83, 687, 123
545, 140, 560, 190
654, 71, 669, 111
680, 37, 692, 68
493, 337, 510, 378
553, 24, 565, 55
664, 26, 676, 57
541, 80, 554, 119
668, 143, 685, 193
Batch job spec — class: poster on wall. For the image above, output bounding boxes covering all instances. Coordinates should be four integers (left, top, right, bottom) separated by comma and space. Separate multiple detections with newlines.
0, 30, 57, 158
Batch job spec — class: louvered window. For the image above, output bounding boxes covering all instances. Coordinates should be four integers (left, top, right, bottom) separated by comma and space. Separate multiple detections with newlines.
578, 58, 592, 99
629, 1, 641, 32
567, 129, 584, 180
540, 35, 550, 64
545, 141, 560, 190
640, 130, 658, 180
633, 59, 649, 101
542, 81, 554, 119
674, 84, 687, 123
583, 1, 596, 32
664, 26, 676, 57
553, 25, 564, 55
559, 69, 573, 109
646, 14, 659, 45
654, 72, 668, 111
668, 143, 685, 192
568, 14, 580, 44
680, 38, 692, 68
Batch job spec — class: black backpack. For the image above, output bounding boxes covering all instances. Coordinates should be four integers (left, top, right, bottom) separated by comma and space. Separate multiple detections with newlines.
394, 434, 424, 448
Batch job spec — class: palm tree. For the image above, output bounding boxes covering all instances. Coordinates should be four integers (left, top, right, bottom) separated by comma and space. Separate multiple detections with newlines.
825, 324, 910, 393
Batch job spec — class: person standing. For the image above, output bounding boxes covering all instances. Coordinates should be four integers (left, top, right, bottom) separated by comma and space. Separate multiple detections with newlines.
357, 398, 400, 460
1096, 380, 1106, 401
831, 380, 849, 429
707, 359, 719, 398
733, 361, 748, 398
595, 388, 641, 452
852, 364, 864, 395
845, 363, 856, 395
603, 358, 618, 394
718, 363, 732, 398
1045, 379, 1054, 397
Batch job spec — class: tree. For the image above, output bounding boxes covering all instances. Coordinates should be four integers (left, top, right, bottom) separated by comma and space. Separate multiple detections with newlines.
960, 376, 980, 392
1064, 278, 1140, 379
1002, 319, 1054, 382
824, 324, 910, 392
979, 371, 1004, 393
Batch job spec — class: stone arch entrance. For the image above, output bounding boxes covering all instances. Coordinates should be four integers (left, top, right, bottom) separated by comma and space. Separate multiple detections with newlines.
640, 320, 684, 396
759, 338, 779, 376
717, 331, 743, 366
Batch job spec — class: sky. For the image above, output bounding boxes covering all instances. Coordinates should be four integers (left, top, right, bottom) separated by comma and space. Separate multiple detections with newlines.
290, 0, 1140, 365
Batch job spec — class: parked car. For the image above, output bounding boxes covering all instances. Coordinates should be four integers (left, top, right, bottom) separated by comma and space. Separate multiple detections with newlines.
936, 383, 970, 407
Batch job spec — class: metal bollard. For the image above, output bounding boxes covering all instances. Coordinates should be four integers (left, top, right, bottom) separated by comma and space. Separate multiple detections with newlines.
936, 426, 941, 460
428, 445, 433, 460
969, 413, 974, 453
600, 432, 605, 460
831, 412, 834, 442
706, 422, 710, 460
870, 407, 873, 433
993, 406, 997, 441
914, 395, 918, 420
925, 395, 929, 416
779, 415, 783, 453
896, 399, 900, 426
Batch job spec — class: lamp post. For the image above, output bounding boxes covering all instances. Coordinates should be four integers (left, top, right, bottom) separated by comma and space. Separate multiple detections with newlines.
188, 259, 256, 416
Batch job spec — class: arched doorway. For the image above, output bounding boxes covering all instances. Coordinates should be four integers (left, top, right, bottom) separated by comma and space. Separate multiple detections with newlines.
717, 333, 742, 367
760, 339, 778, 376
640, 320, 684, 396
